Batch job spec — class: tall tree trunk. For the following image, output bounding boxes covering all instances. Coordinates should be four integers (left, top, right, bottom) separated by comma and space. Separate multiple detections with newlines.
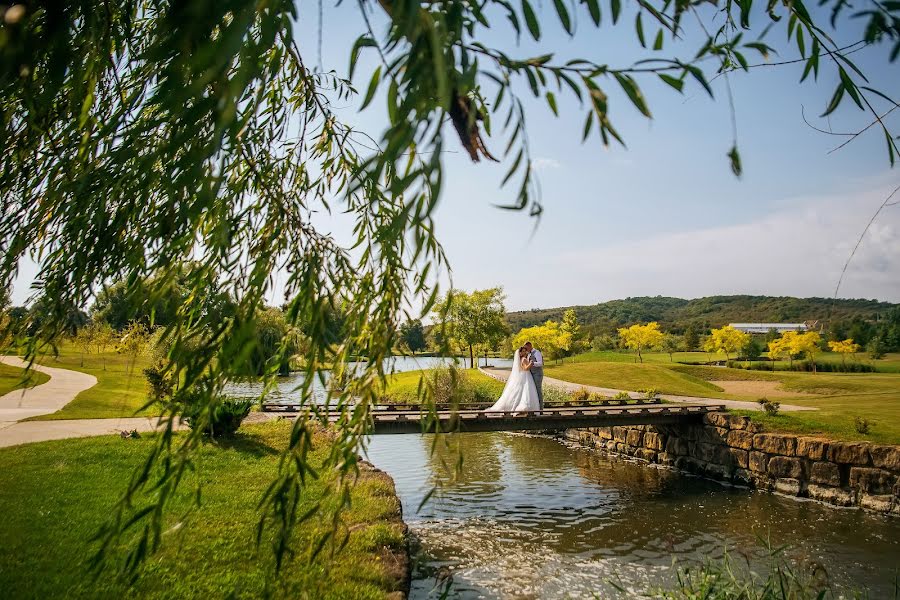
469, 344, 474, 369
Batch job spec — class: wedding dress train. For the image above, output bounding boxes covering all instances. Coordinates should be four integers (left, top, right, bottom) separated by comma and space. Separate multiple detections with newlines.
486, 352, 541, 412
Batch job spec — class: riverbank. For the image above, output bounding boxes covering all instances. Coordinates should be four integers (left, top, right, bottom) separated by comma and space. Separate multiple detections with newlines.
564, 413, 900, 515
0, 420, 410, 598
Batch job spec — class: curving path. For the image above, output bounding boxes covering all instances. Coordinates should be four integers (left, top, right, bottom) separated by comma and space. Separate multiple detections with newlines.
479, 367, 817, 412
0, 356, 198, 449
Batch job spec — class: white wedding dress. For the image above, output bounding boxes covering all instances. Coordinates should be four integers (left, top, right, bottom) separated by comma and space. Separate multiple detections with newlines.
486, 352, 541, 412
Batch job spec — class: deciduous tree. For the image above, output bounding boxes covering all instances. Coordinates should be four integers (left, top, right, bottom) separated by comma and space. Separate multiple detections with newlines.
618, 322, 664, 363
707, 326, 751, 362
660, 334, 682, 362
513, 321, 572, 361
828, 338, 861, 367
436, 288, 509, 368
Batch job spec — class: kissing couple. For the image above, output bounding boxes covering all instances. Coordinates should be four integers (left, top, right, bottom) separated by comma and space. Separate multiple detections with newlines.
487, 341, 544, 412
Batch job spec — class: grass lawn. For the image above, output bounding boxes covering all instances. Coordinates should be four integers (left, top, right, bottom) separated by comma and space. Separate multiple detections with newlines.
27, 349, 155, 420
0, 362, 50, 396
550, 352, 900, 444
546, 361, 725, 397
0, 420, 406, 599
381, 368, 505, 404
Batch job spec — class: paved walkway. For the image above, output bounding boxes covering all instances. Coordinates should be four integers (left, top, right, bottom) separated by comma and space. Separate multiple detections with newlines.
479, 367, 817, 412
0, 356, 98, 423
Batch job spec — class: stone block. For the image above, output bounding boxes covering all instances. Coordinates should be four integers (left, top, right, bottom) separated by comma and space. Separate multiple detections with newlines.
810, 461, 841, 487
807, 484, 855, 507
612, 427, 628, 443
726, 430, 754, 450
828, 442, 871, 466
733, 468, 753, 485
626, 429, 643, 447
749, 451, 768, 474
643, 431, 665, 451
859, 494, 893, 513
657, 452, 674, 466
849, 467, 896, 495
774, 478, 802, 496
674, 456, 705, 474
726, 415, 752, 430
704, 462, 733, 481
635, 448, 657, 462
768, 456, 805, 480
870, 445, 900, 472
596, 427, 613, 440
753, 433, 797, 456
796, 437, 829, 461
666, 436, 690, 456
729, 448, 749, 469
703, 412, 730, 428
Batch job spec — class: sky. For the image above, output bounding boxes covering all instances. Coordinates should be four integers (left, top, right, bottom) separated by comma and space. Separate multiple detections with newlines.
9, 1, 900, 311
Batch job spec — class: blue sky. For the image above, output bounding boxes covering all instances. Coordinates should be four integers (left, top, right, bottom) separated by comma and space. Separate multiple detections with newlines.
10, 1, 900, 310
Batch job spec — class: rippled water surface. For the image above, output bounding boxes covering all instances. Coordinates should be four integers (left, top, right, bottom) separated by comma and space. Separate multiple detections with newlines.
367, 433, 900, 599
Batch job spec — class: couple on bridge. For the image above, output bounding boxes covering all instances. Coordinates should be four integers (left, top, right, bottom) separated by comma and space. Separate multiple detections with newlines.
487, 342, 545, 413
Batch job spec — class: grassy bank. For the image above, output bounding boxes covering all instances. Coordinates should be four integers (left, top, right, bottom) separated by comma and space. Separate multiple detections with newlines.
0, 362, 50, 396
381, 368, 505, 404
26, 349, 154, 420
0, 420, 406, 599
549, 352, 900, 444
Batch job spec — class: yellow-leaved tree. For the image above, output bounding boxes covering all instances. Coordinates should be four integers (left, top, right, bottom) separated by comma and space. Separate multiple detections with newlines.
617, 322, 664, 363
828, 338, 861, 367
768, 330, 798, 367
790, 331, 823, 372
513, 320, 571, 361
708, 326, 751, 362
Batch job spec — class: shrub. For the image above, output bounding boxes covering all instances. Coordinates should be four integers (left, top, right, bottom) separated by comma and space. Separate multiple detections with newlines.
757, 398, 780, 416
184, 396, 253, 438
541, 384, 571, 405
613, 391, 632, 401
571, 387, 591, 403
728, 360, 874, 373
143, 361, 176, 403
589, 392, 608, 403
641, 388, 661, 401
854, 416, 871, 435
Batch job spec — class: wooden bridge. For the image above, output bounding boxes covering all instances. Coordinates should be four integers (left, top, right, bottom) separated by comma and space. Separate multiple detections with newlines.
263, 400, 724, 434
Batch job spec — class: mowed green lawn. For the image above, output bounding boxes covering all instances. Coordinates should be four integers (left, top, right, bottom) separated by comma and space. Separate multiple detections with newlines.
549, 352, 900, 444
0, 421, 406, 599
27, 349, 155, 420
0, 362, 50, 396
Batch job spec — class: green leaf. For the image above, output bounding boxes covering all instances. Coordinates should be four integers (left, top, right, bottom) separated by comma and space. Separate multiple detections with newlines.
586, 0, 602, 26
653, 29, 664, 51
553, 0, 573, 34
582, 110, 594, 141
611, 0, 621, 24
614, 73, 652, 118
821, 82, 844, 117
360, 66, 381, 110
686, 65, 714, 97
727, 145, 742, 177
887, 129, 897, 167
838, 68, 864, 110
659, 73, 684, 93
546, 91, 559, 116
348, 36, 376, 80
636, 13, 646, 48
522, 0, 541, 40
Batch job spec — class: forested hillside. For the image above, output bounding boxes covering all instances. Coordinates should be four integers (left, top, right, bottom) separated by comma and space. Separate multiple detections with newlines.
507, 296, 897, 337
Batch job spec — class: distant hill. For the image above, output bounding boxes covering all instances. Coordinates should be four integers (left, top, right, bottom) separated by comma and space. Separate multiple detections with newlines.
506, 295, 898, 335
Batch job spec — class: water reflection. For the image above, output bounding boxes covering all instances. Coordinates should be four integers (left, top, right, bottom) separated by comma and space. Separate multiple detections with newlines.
366, 432, 900, 599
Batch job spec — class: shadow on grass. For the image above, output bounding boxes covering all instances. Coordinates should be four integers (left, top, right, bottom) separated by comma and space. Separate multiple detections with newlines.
209, 430, 280, 458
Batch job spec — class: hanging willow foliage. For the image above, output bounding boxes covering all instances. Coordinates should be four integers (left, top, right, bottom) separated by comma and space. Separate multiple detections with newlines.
0, 0, 896, 577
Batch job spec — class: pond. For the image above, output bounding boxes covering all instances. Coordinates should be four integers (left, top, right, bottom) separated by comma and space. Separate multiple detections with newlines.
228, 356, 900, 598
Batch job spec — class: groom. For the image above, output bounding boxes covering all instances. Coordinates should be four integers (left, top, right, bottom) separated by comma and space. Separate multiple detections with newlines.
524, 341, 544, 409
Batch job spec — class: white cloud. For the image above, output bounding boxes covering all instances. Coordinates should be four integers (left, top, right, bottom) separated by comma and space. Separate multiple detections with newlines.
547, 185, 900, 303
532, 157, 561, 171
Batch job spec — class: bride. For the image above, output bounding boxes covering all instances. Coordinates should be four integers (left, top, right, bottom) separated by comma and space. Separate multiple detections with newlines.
486, 346, 541, 412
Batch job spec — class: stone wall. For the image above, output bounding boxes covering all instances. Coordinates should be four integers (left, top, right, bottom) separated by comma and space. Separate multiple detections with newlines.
565, 412, 900, 515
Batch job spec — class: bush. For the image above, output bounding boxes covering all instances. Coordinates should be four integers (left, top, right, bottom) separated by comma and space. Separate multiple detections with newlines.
854, 416, 871, 435
757, 398, 780, 416
185, 396, 253, 437
613, 391, 632, 401
571, 387, 591, 403
727, 360, 875, 373
541, 384, 571, 405
641, 388, 661, 401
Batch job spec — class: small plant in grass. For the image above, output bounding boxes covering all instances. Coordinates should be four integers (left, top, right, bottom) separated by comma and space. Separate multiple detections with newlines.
571, 387, 591, 403
854, 416, 871, 435
613, 391, 632, 402
184, 395, 253, 438
589, 392, 608, 403
641, 388, 661, 401
757, 398, 781, 416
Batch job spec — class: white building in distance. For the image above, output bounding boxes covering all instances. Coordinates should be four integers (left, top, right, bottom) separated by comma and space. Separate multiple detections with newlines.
728, 323, 809, 334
